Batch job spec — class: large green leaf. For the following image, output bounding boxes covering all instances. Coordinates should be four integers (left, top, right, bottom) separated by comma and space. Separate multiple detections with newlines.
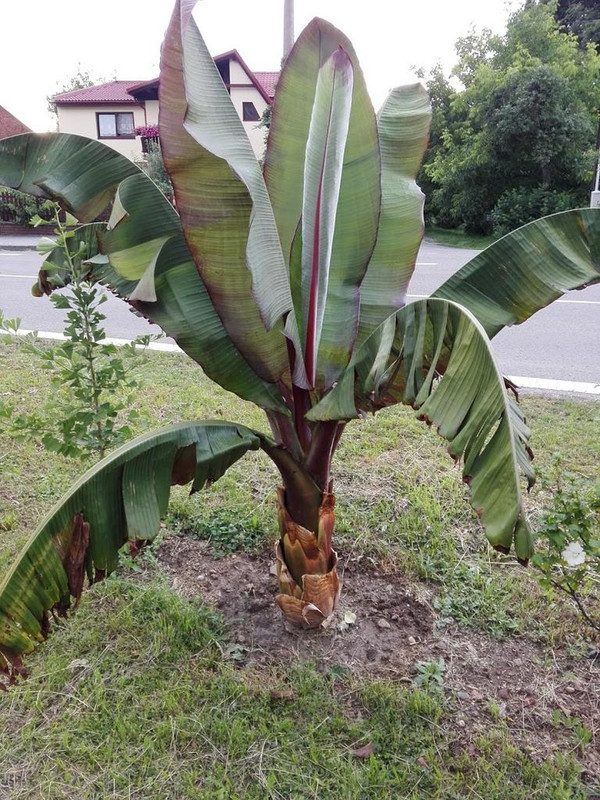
357, 85, 432, 343
433, 209, 600, 337
159, 1, 296, 386
0, 133, 140, 222
264, 18, 381, 391
1, 135, 288, 414
0, 421, 260, 674
298, 47, 354, 387
307, 299, 534, 562
91, 175, 289, 413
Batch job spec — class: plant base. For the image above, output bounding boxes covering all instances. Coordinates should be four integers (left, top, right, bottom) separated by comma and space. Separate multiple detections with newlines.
274, 488, 341, 629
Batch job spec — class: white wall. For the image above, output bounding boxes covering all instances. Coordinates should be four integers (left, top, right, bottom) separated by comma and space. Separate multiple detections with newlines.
56, 104, 146, 159
230, 85, 269, 158
229, 60, 251, 85
145, 100, 159, 126
56, 76, 268, 160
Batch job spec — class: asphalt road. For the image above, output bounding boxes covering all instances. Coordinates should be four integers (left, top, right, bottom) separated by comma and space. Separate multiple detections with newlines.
0, 242, 599, 384
408, 242, 600, 384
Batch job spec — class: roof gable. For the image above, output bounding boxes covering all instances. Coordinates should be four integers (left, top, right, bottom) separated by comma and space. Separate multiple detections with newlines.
213, 50, 277, 102
0, 106, 31, 138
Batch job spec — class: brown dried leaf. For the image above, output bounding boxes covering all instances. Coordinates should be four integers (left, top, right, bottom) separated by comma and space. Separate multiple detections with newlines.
65, 513, 90, 606
351, 742, 376, 759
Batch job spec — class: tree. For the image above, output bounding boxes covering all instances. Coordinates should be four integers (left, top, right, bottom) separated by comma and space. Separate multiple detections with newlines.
486, 64, 593, 188
424, 1, 600, 232
543, 0, 600, 49
47, 65, 109, 117
414, 63, 458, 226
1, 1, 600, 678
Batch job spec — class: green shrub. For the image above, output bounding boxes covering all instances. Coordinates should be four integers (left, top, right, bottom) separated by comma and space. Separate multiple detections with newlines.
489, 187, 581, 236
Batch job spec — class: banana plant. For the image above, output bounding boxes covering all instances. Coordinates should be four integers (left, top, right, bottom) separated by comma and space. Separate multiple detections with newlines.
1, 1, 600, 679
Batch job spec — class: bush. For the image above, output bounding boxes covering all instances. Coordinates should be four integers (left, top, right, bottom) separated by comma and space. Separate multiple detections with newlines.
488, 187, 582, 236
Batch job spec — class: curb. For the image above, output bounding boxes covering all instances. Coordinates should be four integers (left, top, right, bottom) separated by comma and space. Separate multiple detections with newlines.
0, 244, 40, 252
8, 329, 600, 396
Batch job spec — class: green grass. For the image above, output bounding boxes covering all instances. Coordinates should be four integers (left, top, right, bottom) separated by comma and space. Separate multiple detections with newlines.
424, 225, 498, 250
1, 339, 599, 797
0, 577, 588, 799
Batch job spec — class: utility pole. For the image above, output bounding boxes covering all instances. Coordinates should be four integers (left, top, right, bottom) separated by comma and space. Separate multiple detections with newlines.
283, 0, 294, 61
591, 112, 600, 207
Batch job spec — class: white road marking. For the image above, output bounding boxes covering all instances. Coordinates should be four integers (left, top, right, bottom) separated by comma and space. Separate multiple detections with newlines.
11, 329, 179, 352
406, 293, 600, 306
0, 273, 37, 278
4, 329, 599, 394
508, 376, 600, 395
557, 299, 600, 305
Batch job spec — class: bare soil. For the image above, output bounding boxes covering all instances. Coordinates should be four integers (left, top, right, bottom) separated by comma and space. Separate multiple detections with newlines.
158, 534, 600, 782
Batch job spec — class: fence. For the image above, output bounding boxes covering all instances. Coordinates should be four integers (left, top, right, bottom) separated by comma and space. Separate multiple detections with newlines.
0, 189, 56, 225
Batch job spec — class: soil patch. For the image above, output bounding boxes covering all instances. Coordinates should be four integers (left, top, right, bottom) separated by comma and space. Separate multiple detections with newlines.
158, 534, 600, 781
159, 534, 435, 675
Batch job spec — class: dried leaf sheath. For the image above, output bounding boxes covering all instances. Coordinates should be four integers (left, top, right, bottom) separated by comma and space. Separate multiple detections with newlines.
275, 489, 340, 629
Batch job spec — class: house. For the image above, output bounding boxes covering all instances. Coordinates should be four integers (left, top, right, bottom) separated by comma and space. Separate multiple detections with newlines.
53, 51, 278, 160
0, 106, 31, 139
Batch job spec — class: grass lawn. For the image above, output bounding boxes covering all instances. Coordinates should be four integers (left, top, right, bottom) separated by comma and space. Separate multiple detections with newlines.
1, 338, 599, 799
424, 225, 499, 250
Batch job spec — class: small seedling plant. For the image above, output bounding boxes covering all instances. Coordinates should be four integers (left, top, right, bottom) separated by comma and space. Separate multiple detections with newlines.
533, 464, 600, 634
0, 207, 152, 460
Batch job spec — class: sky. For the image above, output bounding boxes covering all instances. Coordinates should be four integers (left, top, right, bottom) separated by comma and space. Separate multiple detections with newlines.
2, 0, 520, 132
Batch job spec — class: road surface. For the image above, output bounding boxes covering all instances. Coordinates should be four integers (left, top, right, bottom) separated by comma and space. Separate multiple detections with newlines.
0, 241, 599, 385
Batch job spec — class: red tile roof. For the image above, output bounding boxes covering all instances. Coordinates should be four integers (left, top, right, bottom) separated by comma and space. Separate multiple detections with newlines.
54, 81, 142, 105
52, 61, 280, 107
254, 72, 279, 100
0, 106, 31, 138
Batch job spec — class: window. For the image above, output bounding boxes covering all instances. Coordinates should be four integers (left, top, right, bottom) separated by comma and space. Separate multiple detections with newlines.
242, 102, 260, 122
96, 112, 135, 139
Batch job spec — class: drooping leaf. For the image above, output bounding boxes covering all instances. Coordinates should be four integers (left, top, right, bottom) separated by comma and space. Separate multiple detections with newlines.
265, 18, 381, 391
307, 299, 534, 562
433, 209, 600, 337
357, 85, 432, 343
0, 133, 140, 222
160, 0, 297, 385
0, 421, 260, 672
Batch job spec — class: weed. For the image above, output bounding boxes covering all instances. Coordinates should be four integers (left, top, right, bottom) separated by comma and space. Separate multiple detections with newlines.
0, 512, 17, 532
169, 508, 271, 557
487, 699, 503, 720
0, 207, 154, 460
434, 563, 522, 638
413, 658, 446, 694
